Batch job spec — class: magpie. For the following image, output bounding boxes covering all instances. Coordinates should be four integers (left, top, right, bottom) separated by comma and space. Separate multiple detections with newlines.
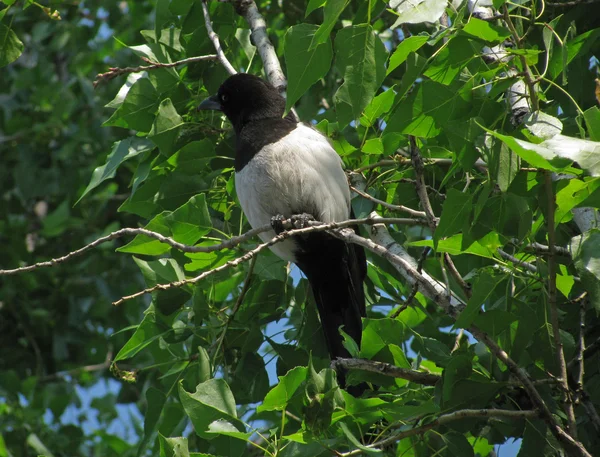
199, 74, 367, 392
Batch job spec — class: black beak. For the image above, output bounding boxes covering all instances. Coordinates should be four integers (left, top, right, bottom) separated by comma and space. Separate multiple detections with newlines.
197, 95, 222, 111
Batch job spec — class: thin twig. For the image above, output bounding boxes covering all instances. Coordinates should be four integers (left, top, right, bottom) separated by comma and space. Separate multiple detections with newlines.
444, 253, 472, 299
349, 185, 430, 220
575, 295, 586, 401
503, 5, 539, 111
93, 55, 218, 87
211, 255, 257, 370
390, 247, 430, 318
497, 248, 538, 273
202, 0, 237, 75
409, 137, 437, 231
338, 409, 538, 456
332, 358, 441, 385
545, 172, 578, 439
41, 348, 113, 382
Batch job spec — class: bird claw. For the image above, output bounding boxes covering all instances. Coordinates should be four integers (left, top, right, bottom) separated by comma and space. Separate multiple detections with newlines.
289, 213, 315, 229
271, 213, 316, 234
270, 215, 286, 235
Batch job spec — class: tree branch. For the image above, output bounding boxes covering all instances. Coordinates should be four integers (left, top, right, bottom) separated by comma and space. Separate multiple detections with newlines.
332, 358, 441, 386
339, 409, 538, 456
545, 172, 578, 438
93, 55, 218, 88
202, 0, 237, 75
350, 185, 430, 220
232, 0, 287, 92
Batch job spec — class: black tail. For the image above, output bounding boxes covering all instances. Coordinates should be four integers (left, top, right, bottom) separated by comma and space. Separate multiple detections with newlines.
294, 225, 367, 393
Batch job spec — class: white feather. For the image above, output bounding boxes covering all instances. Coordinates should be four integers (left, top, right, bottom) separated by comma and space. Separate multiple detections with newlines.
235, 123, 350, 261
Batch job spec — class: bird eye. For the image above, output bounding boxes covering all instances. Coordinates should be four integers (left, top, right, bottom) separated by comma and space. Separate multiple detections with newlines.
220, 93, 228, 103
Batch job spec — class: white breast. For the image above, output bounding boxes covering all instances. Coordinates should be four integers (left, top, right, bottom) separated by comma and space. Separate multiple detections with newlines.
235, 123, 350, 262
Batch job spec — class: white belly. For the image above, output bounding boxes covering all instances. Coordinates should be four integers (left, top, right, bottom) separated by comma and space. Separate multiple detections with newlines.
235, 123, 350, 262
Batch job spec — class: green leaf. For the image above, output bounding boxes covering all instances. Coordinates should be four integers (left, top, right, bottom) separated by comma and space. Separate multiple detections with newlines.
424, 36, 480, 85
258, 366, 307, 412
118, 194, 212, 255
137, 388, 167, 456
360, 318, 407, 359
571, 230, 600, 312
386, 80, 468, 138
334, 25, 387, 127
284, 24, 333, 112
360, 86, 396, 127
339, 422, 383, 456
455, 272, 505, 328
103, 78, 159, 132
77, 138, 154, 203
410, 233, 501, 260
305, 0, 325, 17
149, 98, 184, 155
114, 312, 163, 361
158, 435, 190, 457
0, 24, 23, 67
179, 379, 244, 439
386, 35, 429, 75
434, 189, 472, 247
310, 0, 350, 49
389, 0, 445, 24
484, 129, 572, 172
461, 17, 511, 43
584, 107, 600, 141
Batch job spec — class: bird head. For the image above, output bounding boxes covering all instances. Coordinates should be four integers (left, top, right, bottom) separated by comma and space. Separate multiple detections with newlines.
198, 73, 288, 133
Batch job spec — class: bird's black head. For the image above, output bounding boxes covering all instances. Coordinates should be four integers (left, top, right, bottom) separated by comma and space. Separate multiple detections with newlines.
198, 74, 290, 133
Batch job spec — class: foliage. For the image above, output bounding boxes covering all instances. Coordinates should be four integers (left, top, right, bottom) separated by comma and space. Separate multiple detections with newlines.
1, 0, 600, 456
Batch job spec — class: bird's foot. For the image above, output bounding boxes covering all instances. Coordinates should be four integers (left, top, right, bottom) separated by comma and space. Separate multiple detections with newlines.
270, 214, 287, 235
289, 213, 315, 229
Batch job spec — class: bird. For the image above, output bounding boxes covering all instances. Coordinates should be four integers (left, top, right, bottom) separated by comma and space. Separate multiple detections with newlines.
199, 73, 367, 393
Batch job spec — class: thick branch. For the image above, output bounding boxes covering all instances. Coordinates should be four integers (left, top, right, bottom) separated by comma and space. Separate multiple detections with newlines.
202, 0, 237, 75
333, 358, 440, 386
232, 0, 287, 92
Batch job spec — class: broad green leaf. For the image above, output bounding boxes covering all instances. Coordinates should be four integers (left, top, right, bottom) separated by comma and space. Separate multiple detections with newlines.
424, 36, 480, 85
158, 435, 190, 457
461, 17, 511, 43
77, 138, 154, 203
310, 0, 350, 49
442, 355, 472, 402
179, 379, 244, 439
284, 24, 333, 112
584, 106, 600, 141
339, 422, 383, 456
166, 139, 219, 174
386, 35, 429, 75
258, 366, 307, 412
386, 80, 469, 138
523, 111, 563, 140
334, 25, 387, 127
361, 138, 384, 155
360, 318, 407, 359
555, 178, 600, 225
0, 24, 23, 67
149, 98, 184, 155
360, 86, 396, 127
571, 230, 600, 312
549, 28, 600, 80
496, 143, 520, 192
434, 189, 472, 247
103, 78, 159, 132
305, 0, 325, 17
484, 129, 572, 172
390, 0, 445, 25
455, 272, 505, 328
410, 232, 501, 260
137, 388, 167, 456
114, 312, 163, 361
118, 194, 212, 255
